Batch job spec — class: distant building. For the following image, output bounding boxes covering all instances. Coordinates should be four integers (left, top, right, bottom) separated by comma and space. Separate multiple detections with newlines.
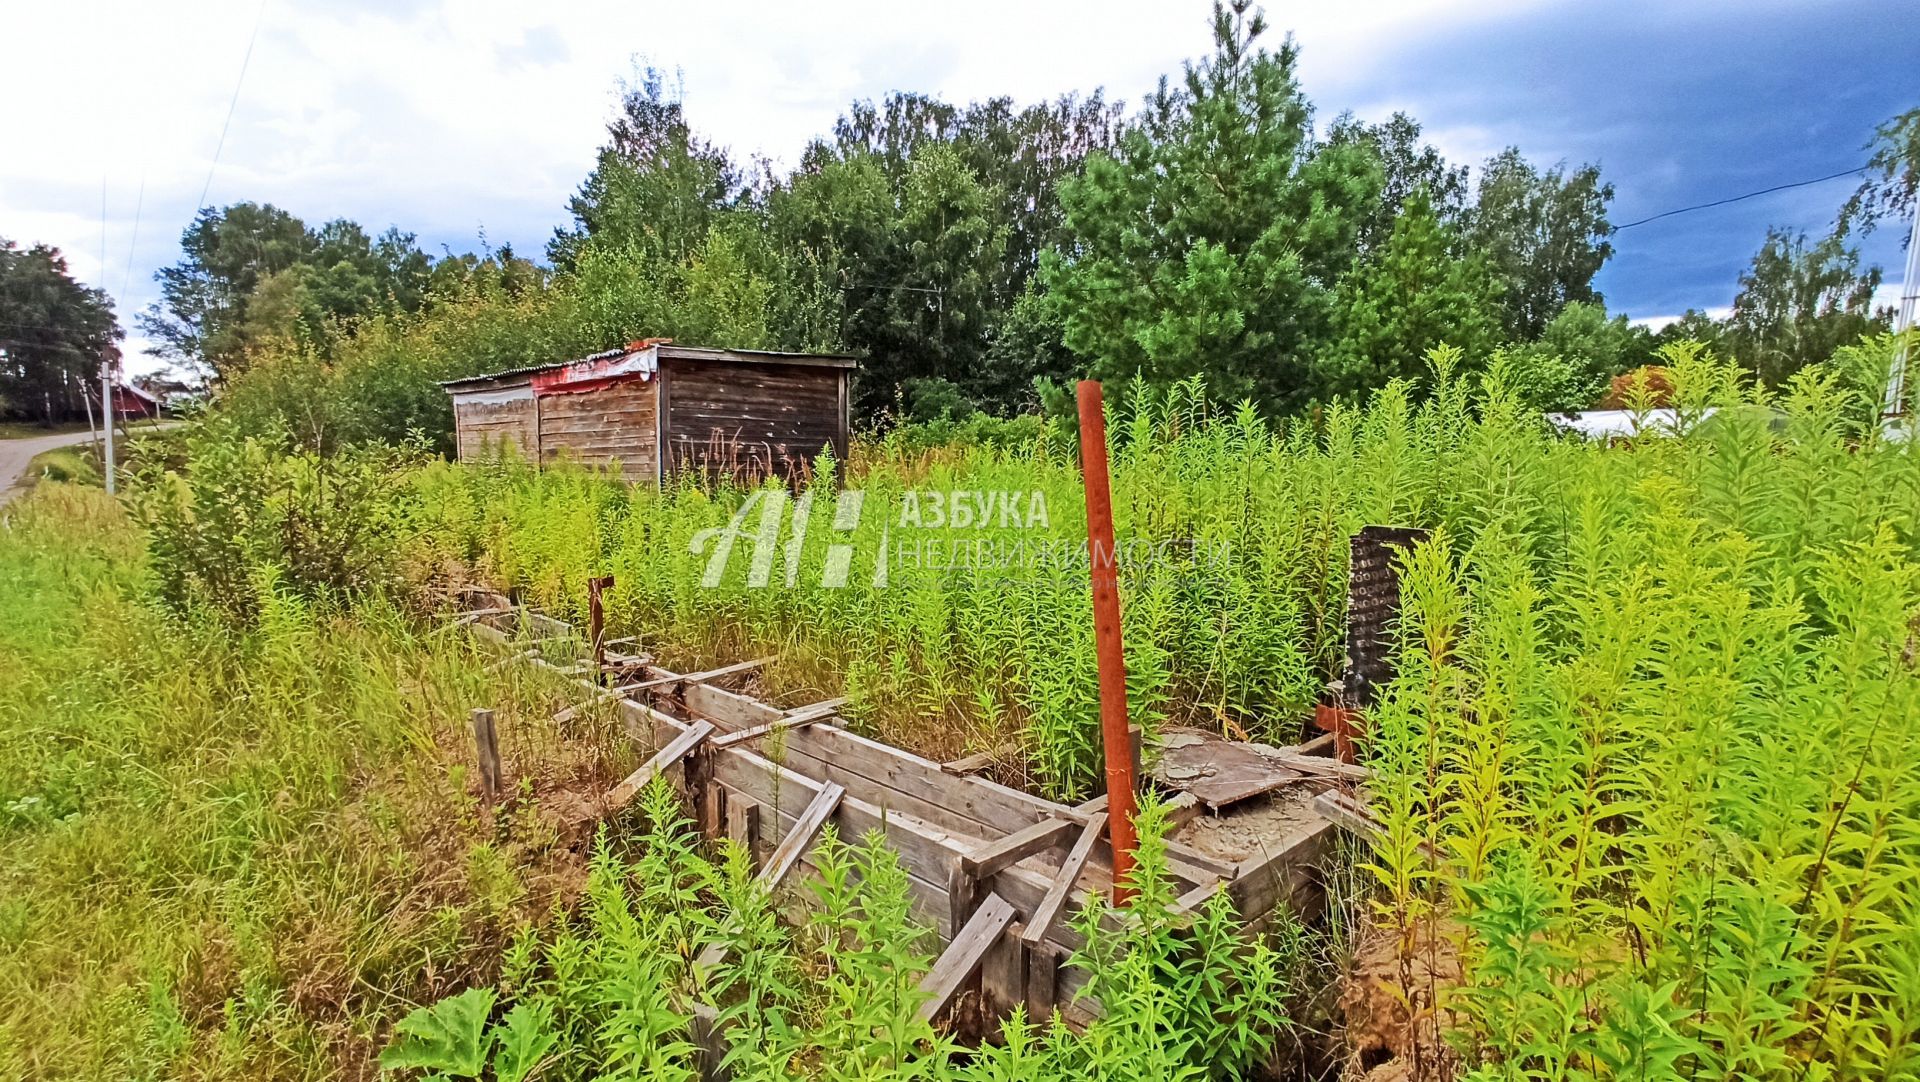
111, 381, 161, 420
441, 340, 856, 484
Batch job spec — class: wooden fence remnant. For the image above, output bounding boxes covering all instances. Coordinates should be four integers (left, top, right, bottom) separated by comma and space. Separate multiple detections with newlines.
471, 708, 503, 802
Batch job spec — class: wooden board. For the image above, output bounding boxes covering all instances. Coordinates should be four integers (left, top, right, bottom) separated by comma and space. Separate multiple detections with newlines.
536, 380, 659, 482
1021, 813, 1106, 947
662, 358, 845, 483
917, 892, 1017, 1023
605, 720, 714, 807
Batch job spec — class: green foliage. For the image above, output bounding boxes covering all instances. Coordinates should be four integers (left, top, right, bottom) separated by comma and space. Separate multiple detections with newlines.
1500, 300, 1654, 413
1328, 188, 1504, 397
0, 237, 123, 423
129, 420, 422, 623
1044, 1, 1379, 412
379, 987, 497, 1077
1463, 148, 1614, 339
1725, 225, 1889, 386
140, 202, 433, 379
1347, 346, 1920, 1080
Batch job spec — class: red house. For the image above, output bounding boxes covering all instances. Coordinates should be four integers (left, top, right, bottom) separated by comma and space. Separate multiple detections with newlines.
111, 381, 160, 420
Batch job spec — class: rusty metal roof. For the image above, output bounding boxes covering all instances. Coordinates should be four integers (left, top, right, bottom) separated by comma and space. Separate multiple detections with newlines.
440, 342, 859, 391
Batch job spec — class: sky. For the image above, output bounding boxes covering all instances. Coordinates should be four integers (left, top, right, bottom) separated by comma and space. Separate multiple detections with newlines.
1, 0, 1914, 377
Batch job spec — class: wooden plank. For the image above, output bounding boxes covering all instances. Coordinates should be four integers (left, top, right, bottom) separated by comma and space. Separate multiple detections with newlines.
1021, 812, 1106, 947
708, 699, 844, 749
941, 741, 1019, 776
982, 920, 1025, 1023
962, 817, 1077, 881
605, 720, 715, 808
1258, 747, 1370, 781
1025, 940, 1059, 1021
759, 782, 845, 889
917, 892, 1017, 1024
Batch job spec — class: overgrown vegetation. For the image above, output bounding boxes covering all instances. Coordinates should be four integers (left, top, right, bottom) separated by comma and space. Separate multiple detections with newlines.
0, 486, 633, 1078
7, 328, 1919, 1079
380, 787, 1308, 1082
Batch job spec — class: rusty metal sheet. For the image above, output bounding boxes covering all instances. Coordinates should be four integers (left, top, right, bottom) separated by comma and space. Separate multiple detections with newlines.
1151, 728, 1304, 809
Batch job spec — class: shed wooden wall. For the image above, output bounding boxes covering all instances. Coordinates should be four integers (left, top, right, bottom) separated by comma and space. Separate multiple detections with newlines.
535, 380, 660, 482
661, 360, 847, 483
453, 390, 538, 460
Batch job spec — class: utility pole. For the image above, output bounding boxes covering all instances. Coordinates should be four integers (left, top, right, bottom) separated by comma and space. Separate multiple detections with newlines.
100, 354, 116, 495
1886, 203, 1920, 426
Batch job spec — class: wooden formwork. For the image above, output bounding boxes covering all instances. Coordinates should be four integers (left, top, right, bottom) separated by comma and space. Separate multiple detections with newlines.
462, 595, 1344, 1034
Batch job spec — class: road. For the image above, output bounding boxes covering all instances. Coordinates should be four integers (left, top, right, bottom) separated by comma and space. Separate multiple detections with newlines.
0, 426, 173, 506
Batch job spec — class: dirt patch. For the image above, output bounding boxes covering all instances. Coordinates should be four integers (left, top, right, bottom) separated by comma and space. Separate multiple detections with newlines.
1174, 783, 1326, 865
1340, 915, 1463, 1082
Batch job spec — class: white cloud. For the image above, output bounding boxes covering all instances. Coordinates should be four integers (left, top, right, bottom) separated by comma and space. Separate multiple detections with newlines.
0, 0, 1635, 377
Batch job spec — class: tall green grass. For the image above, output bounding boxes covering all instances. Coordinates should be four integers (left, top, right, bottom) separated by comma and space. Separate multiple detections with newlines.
0, 486, 638, 1079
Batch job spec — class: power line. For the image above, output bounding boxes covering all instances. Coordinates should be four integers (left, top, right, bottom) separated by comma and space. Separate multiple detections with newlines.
1613, 164, 1869, 232
193, 0, 270, 215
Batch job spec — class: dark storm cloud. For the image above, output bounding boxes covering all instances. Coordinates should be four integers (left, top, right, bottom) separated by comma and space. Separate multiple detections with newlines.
1310, 0, 1917, 316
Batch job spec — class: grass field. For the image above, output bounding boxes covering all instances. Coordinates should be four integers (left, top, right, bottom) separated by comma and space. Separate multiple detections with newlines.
4, 343, 1919, 1080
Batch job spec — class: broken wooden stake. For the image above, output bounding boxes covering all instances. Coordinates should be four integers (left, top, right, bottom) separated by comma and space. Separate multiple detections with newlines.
606, 721, 716, 808
917, 892, 1017, 1023
940, 741, 1019, 776
471, 708, 503, 803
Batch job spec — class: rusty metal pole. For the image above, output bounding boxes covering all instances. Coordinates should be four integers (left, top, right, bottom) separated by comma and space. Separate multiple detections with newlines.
1076, 380, 1138, 904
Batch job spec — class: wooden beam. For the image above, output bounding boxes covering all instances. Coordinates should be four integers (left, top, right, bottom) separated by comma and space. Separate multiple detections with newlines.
917, 892, 1017, 1023
758, 781, 845, 888
1262, 748, 1370, 781
1021, 812, 1106, 947
962, 817, 1077, 881
605, 720, 715, 808
620, 656, 775, 695
698, 782, 846, 973
708, 699, 844, 749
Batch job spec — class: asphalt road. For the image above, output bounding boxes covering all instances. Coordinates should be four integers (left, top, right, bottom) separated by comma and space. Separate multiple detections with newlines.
0, 426, 174, 506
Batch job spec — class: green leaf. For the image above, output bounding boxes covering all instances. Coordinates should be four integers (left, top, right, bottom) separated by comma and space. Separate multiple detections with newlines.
380, 987, 496, 1079
491, 1001, 559, 1082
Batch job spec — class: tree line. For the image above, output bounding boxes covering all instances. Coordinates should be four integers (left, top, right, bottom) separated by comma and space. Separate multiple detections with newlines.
8, 2, 1912, 433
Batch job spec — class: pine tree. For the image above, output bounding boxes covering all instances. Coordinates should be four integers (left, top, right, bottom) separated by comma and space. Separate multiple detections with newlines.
1042, 0, 1380, 413
1326, 189, 1503, 396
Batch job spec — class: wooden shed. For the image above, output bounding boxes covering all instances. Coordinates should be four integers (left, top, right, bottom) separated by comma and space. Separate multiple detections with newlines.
443, 341, 856, 484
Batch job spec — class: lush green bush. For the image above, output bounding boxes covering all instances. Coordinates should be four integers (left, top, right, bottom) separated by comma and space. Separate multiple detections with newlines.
129, 421, 425, 623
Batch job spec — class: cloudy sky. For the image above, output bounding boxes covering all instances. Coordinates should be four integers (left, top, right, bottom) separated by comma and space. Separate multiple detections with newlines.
2, 0, 1913, 376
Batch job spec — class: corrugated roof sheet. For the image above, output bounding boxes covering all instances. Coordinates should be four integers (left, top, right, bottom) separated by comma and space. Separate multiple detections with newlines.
440, 342, 858, 390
